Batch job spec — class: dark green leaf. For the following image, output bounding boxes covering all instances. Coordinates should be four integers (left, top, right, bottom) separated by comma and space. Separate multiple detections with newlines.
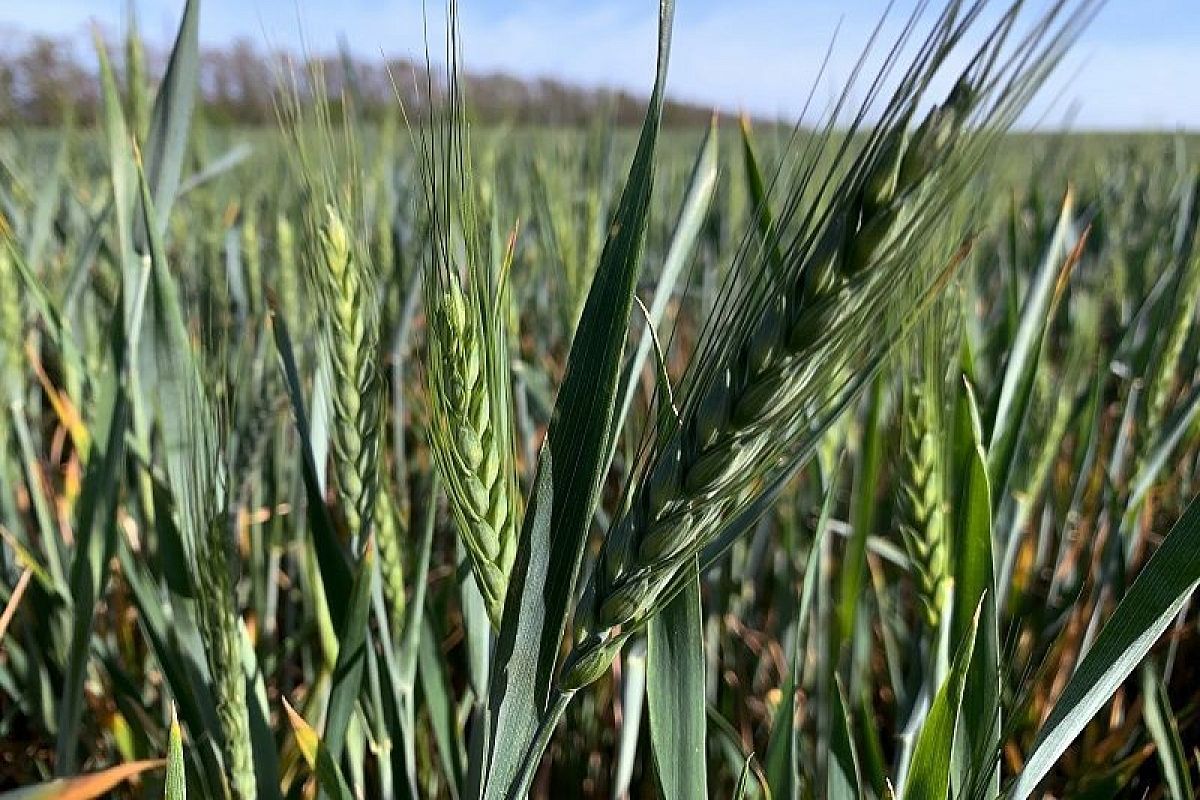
483, 4, 675, 796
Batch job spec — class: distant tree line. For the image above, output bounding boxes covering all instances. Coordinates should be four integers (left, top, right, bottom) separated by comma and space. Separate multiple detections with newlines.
0, 28, 718, 127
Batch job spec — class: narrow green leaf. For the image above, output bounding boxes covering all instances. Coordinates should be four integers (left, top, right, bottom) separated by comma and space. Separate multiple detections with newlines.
612, 639, 646, 800
732, 756, 756, 800
323, 539, 377, 762
987, 192, 1076, 511
178, 143, 253, 195
114, 534, 225, 784
93, 30, 138, 325
612, 114, 719, 454
269, 310, 353, 625
647, 559, 707, 800
857, 685, 889, 799
903, 602, 980, 800
164, 709, 186, 800
1142, 663, 1194, 800
484, 4, 675, 796
1010, 495, 1200, 799
1124, 380, 1200, 524
56, 368, 131, 772
283, 699, 354, 800
838, 374, 885, 649
950, 381, 1000, 797
3, 241, 84, 380
827, 676, 861, 800
139, 0, 200, 243
419, 614, 465, 799
738, 115, 785, 280
766, 463, 839, 800
23, 131, 67, 272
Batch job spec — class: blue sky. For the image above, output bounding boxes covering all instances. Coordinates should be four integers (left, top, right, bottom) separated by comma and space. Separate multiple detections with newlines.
3, 1, 1198, 130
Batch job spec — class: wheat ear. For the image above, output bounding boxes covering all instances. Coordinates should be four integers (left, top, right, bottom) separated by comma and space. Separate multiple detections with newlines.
309, 204, 382, 546
419, 22, 521, 627
561, 0, 1098, 689
896, 301, 955, 632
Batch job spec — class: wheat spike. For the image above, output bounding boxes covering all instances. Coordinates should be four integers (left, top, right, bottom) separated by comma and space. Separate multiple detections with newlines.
170, 370, 257, 799
277, 56, 384, 548
374, 466, 408, 633
424, 258, 519, 625
0, 242, 21, 385
420, 19, 521, 627
197, 517, 257, 800
563, 87, 971, 689
1145, 175, 1200, 434
896, 301, 954, 632
310, 204, 382, 545
561, 0, 1097, 689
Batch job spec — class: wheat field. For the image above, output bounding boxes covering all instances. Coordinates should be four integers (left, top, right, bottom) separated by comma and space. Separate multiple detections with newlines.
1, 0, 1200, 798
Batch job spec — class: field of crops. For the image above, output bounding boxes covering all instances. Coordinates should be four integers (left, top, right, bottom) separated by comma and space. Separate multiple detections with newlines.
2, 0, 1200, 798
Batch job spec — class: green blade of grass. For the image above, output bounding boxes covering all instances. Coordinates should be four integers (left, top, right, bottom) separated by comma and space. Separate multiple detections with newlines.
283, 699, 355, 800
1010, 494, 1200, 799
22, 132, 67, 273
647, 559, 707, 800
165, 709, 186, 800
950, 381, 1000, 797
838, 374, 885, 651
738, 115, 785, 281
138, 0, 199, 244
1142, 662, 1194, 800
612, 638, 646, 800
483, 3, 675, 797
419, 613, 465, 799
1122, 380, 1200, 531
987, 192, 1076, 513
902, 600, 980, 800
55, 377, 131, 773
322, 539, 377, 762
611, 114, 719, 460
269, 310, 353, 624
3, 240, 84, 384
828, 675, 862, 800
113, 533, 226, 785
53, 77, 144, 760
766, 460, 838, 800
732, 756, 755, 800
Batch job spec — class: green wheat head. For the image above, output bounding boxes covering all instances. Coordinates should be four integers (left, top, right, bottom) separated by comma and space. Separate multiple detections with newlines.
279, 60, 386, 549
419, 14, 522, 627
166, 351, 257, 800
562, 0, 1097, 688
422, 193, 521, 627
311, 202, 383, 544
897, 297, 957, 632
0, 240, 22, 394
